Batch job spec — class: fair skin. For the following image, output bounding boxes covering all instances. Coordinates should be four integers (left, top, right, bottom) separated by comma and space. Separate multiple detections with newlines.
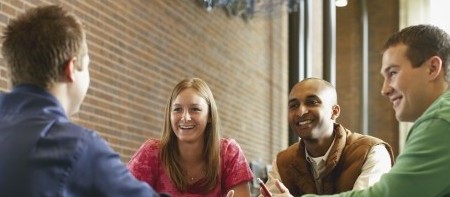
171, 88, 209, 184
380, 44, 448, 122
48, 41, 90, 116
171, 88, 250, 196
287, 79, 340, 157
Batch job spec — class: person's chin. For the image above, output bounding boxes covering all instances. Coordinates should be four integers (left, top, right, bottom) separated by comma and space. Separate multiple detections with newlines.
296, 130, 311, 140
396, 113, 415, 122
176, 132, 196, 141
395, 110, 408, 122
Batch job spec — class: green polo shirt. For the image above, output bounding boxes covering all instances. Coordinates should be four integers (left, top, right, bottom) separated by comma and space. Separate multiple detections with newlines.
303, 91, 450, 197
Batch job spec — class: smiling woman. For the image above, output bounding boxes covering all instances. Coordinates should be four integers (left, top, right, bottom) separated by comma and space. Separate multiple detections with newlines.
170, 87, 210, 144
127, 78, 254, 197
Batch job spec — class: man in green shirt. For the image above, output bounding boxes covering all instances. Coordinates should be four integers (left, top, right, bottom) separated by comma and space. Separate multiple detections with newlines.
268, 24, 450, 197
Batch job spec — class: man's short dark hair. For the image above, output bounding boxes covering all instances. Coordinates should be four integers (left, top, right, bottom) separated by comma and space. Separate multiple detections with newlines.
1, 5, 86, 88
382, 25, 450, 81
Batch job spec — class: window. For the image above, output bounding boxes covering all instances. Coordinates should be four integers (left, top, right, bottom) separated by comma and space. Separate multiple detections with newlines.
430, 0, 450, 33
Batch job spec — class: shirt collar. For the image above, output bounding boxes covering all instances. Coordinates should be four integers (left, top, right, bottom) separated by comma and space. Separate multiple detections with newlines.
305, 136, 336, 163
11, 84, 67, 119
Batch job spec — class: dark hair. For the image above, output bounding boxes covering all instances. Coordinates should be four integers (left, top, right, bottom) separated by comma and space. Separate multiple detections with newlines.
2, 5, 86, 88
382, 25, 450, 81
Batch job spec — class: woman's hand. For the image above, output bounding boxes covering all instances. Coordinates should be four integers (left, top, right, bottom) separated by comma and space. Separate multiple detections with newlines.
260, 179, 293, 197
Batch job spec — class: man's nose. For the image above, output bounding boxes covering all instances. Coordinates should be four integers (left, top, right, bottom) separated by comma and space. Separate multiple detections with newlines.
297, 105, 308, 117
381, 80, 392, 97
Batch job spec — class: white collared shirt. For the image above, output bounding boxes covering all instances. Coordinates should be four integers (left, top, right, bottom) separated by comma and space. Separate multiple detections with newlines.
305, 138, 336, 193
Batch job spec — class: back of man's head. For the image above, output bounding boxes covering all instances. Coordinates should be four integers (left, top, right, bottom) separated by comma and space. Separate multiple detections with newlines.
2, 5, 86, 89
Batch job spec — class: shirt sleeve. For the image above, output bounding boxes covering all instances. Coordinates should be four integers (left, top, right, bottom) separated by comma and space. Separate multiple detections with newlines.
302, 118, 450, 197
127, 139, 159, 186
352, 144, 392, 190
222, 138, 254, 191
86, 133, 161, 197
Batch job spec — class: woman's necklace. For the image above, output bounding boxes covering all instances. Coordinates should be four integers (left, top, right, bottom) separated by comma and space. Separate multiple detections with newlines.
186, 166, 205, 183
181, 149, 205, 183
187, 172, 201, 183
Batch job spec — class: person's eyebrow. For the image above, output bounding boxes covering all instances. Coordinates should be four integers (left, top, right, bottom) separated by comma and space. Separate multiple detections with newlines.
305, 95, 319, 100
288, 98, 297, 104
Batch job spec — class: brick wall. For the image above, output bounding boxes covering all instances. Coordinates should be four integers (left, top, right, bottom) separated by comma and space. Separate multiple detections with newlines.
0, 0, 288, 163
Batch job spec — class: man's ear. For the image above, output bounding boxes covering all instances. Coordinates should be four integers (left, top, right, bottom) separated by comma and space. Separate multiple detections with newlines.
331, 104, 340, 120
64, 57, 77, 82
428, 56, 443, 80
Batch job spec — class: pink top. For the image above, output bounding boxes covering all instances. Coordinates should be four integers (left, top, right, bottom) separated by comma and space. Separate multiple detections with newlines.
128, 138, 254, 197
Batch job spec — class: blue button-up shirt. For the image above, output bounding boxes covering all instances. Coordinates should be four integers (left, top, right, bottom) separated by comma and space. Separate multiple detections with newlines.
0, 84, 163, 197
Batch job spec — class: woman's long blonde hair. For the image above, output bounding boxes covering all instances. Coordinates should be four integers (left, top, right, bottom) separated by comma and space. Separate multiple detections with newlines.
160, 78, 221, 192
